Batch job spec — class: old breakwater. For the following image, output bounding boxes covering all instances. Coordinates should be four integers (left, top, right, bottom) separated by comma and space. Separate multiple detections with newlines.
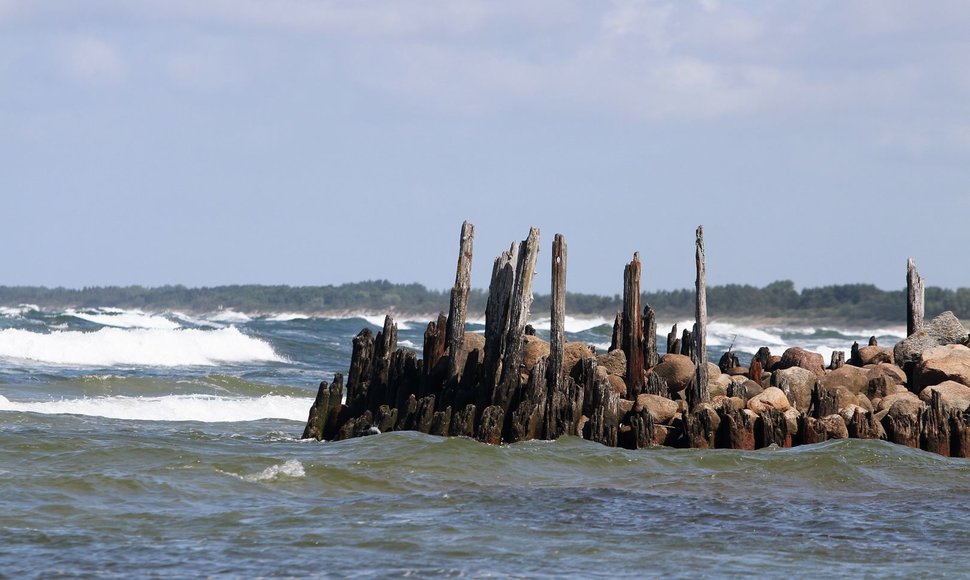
302, 222, 970, 457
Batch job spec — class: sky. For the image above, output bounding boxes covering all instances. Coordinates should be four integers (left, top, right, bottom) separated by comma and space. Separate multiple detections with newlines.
1, 1, 968, 295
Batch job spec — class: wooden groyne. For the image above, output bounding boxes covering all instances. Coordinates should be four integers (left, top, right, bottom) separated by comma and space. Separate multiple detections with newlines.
302, 223, 970, 457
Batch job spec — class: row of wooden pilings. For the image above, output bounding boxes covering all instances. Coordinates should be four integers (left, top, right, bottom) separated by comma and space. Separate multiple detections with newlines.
302, 222, 970, 456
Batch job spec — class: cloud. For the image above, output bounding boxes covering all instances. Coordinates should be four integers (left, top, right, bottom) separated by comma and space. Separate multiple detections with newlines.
57, 36, 125, 85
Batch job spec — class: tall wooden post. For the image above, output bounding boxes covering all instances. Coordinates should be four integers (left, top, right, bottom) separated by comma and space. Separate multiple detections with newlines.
643, 304, 658, 368
622, 253, 644, 394
548, 234, 566, 395
446, 221, 474, 381
496, 228, 540, 408
482, 244, 518, 390
907, 257, 924, 337
689, 225, 709, 409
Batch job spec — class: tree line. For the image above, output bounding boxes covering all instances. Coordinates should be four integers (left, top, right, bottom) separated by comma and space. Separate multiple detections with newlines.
0, 280, 968, 323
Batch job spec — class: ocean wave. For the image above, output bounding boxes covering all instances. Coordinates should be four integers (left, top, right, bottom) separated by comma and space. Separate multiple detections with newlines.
529, 316, 614, 334
0, 304, 39, 317
0, 326, 283, 367
206, 309, 253, 324
66, 307, 181, 330
0, 393, 312, 422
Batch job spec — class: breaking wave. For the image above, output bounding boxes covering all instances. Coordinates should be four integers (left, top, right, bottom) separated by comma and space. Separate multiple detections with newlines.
0, 326, 283, 367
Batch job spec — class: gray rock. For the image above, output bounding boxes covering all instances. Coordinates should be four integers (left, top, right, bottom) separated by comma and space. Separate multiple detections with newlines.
894, 311, 968, 367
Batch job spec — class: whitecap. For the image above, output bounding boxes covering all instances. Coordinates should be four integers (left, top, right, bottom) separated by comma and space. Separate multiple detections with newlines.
206, 309, 253, 324
0, 326, 283, 367
0, 393, 312, 422
66, 307, 181, 330
241, 459, 306, 482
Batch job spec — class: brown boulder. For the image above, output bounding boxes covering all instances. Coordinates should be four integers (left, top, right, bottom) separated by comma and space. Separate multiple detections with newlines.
915, 344, 970, 389
857, 345, 893, 365
456, 332, 486, 374
748, 386, 792, 414
607, 374, 628, 397
563, 342, 594, 377
819, 414, 849, 439
822, 365, 870, 394
918, 380, 970, 414
876, 391, 921, 413
635, 394, 679, 424
522, 335, 550, 373
651, 354, 696, 392
597, 349, 627, 377
866, 363, 907, 386
772, 366, 817, 412
777, 347, 826, 377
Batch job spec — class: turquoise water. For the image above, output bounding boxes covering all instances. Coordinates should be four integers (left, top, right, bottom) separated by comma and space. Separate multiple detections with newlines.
1, 307, 963, 576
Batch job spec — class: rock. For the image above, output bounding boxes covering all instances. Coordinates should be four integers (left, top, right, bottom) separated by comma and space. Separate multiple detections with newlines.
914, 344, 970, 389
635, 394, 679, 424
522, 335, 550, 374
607, 374, 628, 397
563, 342, 594, 378
877, 391, 921, 413
777, 347, 826, 378
618, 398, 634, 416
711, 375, 730, 398
743, 379, 764, 397
651, 354, 696, 392
784, 407, 801, 435
867, 363, 907, 386
453, 332, 486, 376
772, 366, 817, 411
857, 346, 893, 365
918, 380, 970, 414
819, 414, 849, 439
767, 355, 783, 371
724, 366, 749, 376
885, 396, 924, 419
894, 311, 968, 367
855, 393, 874, 412
597, 348, 627, 377
822, 365, 870, 395
748, 386, 792, 414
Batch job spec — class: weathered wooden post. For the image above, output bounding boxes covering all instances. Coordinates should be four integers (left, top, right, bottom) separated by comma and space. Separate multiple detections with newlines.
495, 228, 541, 411
446, 221, 474, 381
907, 257, 924, 337
623, 253, 645, 395
482, 244, 518, 391
548, 234, 566, 398
688, 225, 709, 409
643, 304, 659, 368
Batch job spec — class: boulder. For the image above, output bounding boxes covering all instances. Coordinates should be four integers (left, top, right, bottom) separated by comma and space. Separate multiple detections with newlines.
522, 335, 550, 373
784, 407, 801, 436
822, 365, 870, 394
748, 386, 792, 414
884, 395, 924, 418
563, 342, 594, 377
772, 366, 817, 411
607, 374, 628, 397
855, 393, 874, 413
914, 344, 970, 389
597, 349, 627, 377
867, 363, 907, 386
777, 347, 826, 378
894, 311, 968, 367
651, 354, 696, 392
857, 346, 893, 365
819, 414, 849, 439
918, 380, 970, 414
877, 391, 921, 413
724, 366, 749, 376
456, 332, 486, 374
635, 394, 679, 424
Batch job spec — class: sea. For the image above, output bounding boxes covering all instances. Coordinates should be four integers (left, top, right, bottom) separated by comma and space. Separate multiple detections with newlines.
2, 305, 969, 577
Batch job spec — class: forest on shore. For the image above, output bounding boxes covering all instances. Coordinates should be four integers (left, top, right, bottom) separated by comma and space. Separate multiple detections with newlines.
1, 280, 968, 323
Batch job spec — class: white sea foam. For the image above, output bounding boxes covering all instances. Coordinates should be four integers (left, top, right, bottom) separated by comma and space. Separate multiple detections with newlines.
359, 314, 411, 330
529, 316, 613, 333
245, 459, 306, 481
66, 308, 181, 330
0, 326, 283, 367
207, 309, 253, 324
0, 304, 39, 317
0, 394, 312, 422
266, 312, 309, 322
